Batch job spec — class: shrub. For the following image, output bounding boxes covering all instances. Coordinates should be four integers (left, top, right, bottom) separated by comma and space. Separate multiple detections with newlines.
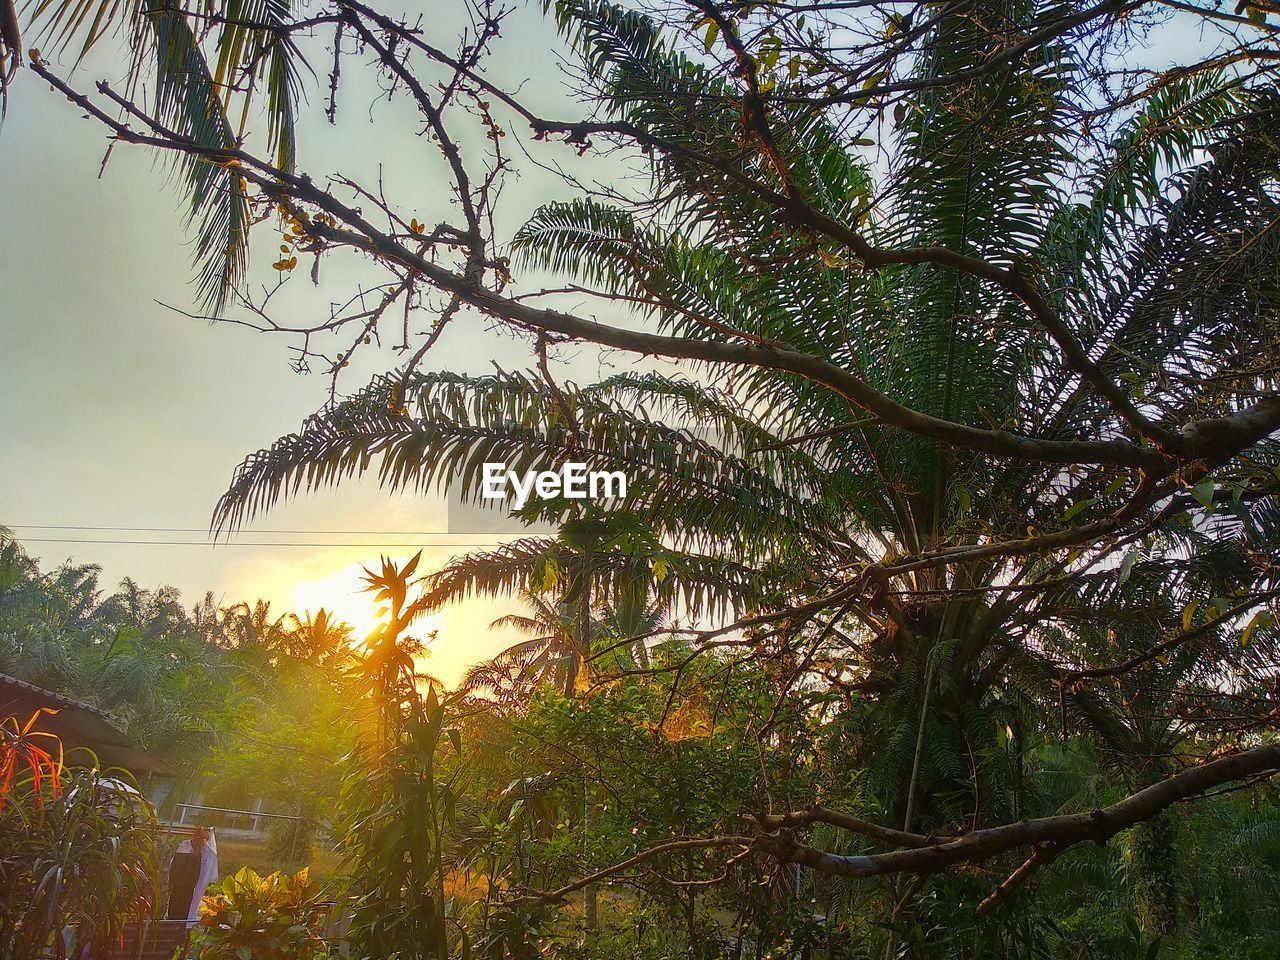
188, 867, 331, 960
0, 712, 157, 960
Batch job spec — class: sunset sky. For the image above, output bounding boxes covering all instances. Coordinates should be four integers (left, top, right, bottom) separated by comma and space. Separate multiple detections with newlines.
0, 2, 638, 684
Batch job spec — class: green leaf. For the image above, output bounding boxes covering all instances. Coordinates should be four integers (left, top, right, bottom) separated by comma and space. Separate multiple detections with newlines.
1117, 549, 1138, 586
1192, 476, 1215, 508
702, 20, 718, 52
1061, 498, 1093, 523
1242, 611, 1272, 646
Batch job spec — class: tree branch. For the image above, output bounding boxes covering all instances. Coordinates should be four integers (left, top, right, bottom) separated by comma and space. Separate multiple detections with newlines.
766, 744, 1280, 879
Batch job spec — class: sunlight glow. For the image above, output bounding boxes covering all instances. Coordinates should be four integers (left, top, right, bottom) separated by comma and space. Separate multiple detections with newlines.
277, 558, 528, 688
286, 561, 444, 647
231, 549, 517, 688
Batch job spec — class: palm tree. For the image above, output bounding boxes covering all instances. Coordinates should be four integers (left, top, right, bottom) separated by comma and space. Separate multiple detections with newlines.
222, 598, 291, 672
463, 583, 667, 701
596, 594, 664, 673
467, 590, 588, 701
205, 0, 1280, 944
286, 608, 355, 665
215, 0, 1277, 807
1034, 509, 1280, 937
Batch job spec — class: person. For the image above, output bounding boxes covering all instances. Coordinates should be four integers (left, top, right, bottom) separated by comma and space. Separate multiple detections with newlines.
166, 826, 219, 925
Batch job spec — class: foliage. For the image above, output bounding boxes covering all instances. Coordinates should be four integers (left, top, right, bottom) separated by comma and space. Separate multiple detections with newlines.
267, 815, 317, 873
6, 0, 1280, 956
0, 531, 358, 826
22, 0, 304, 308
188, 866, 331, 960
0, 715, 157, 960
332, 556, 469, 960
195, 15, 1280, 956
0, 709, 61, 808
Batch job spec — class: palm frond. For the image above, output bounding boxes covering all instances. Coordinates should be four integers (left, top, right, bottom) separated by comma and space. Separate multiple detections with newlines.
25, 0, 306, 307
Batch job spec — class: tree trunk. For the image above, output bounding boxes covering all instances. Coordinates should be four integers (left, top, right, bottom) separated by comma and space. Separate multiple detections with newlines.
583, 781, 598, 933
685, 853, 698, 956
1131, 808, 1178, 937
579, 559, 599, 933
583, 880, 598, 932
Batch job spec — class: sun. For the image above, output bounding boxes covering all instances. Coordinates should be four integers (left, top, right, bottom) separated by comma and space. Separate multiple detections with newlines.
286, 561, 444, 650
239, 551, 507, 686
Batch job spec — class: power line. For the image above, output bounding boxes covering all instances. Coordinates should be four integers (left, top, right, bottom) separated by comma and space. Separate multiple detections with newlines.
16, 538, 510, 548
6, 524, 513, 536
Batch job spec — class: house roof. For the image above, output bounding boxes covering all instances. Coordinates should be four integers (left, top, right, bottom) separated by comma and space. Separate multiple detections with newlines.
0, 672, 176, 776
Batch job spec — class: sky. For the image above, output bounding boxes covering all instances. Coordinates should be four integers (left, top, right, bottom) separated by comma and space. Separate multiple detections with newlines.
0, 1, 638, 685
0, 1, 1231, 685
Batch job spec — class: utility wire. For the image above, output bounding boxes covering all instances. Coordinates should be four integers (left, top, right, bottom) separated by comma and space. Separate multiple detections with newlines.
6, 524, 516, 536
15, 538, 511, 547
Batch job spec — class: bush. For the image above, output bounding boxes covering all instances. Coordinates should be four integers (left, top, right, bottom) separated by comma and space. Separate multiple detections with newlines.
1, 712, 157, 960
188, 867, 331, 960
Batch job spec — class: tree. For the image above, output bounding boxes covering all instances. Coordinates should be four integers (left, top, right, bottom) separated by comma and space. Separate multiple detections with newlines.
187, 0, 1280, 907
285, 608, 353, 666
8, 0, 1280, 938
0, 531, 362, 803
332, 555, 466, 960
468, 590, 593, 700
